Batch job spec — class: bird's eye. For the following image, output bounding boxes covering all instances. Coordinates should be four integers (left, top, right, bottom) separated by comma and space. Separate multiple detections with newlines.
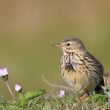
66, 43, 70, 46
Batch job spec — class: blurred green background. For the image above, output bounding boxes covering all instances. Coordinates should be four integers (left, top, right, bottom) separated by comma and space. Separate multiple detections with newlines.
0, 0, 110, 99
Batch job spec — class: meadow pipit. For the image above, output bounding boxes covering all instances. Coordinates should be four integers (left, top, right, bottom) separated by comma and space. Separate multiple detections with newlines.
53, 37, 104, 98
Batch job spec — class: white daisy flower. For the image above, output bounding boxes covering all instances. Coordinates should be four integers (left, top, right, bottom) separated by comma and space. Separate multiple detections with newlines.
15, 84, 22, 92
58, 90, 65, 98
0, 68, 8, 77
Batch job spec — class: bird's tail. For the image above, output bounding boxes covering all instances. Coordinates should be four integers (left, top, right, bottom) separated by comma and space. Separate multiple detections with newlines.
94, 85, 105, 94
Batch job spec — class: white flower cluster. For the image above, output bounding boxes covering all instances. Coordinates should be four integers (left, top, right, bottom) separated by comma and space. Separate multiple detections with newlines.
0, 68, 8, 77
15, 84, 22, 92
58, 90, 65, 98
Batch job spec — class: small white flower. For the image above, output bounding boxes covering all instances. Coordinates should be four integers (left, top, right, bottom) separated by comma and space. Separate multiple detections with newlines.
58, 90, 65, 98
15, 84, 22, 92
0, 68, 8, 77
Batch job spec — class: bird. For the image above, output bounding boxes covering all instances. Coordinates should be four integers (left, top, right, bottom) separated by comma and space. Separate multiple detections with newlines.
53, 36, 104, 98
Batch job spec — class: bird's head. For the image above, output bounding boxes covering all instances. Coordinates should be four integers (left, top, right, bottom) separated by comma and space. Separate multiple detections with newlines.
53, 37, 85, 54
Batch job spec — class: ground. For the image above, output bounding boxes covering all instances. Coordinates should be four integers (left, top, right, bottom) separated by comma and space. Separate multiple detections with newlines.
0, 89, 110, 110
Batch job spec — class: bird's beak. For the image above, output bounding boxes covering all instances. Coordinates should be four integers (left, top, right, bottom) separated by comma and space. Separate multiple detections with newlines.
52, 43, 62, 47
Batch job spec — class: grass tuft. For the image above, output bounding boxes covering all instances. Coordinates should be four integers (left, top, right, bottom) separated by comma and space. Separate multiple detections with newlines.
0, 89, 110, 110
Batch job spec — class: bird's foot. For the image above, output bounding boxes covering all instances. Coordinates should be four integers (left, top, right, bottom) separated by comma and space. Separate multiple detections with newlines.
80, 93, 88, 100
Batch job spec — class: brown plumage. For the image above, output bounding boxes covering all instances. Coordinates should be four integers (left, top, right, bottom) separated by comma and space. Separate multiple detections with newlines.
53, 37, 104, 96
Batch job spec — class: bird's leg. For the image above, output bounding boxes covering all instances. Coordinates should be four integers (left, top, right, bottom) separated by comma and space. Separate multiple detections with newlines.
80, 92, 88, 100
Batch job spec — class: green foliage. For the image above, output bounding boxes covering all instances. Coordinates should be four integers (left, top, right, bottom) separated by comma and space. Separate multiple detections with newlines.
15, 89, 46, 108
90, 94, 108, 104
0, 90, 110, 110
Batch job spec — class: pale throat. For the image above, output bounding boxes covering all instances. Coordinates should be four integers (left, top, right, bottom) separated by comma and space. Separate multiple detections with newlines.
62, 48, 80, 55
62, 48, 73, 55
61, 48, 84, 65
